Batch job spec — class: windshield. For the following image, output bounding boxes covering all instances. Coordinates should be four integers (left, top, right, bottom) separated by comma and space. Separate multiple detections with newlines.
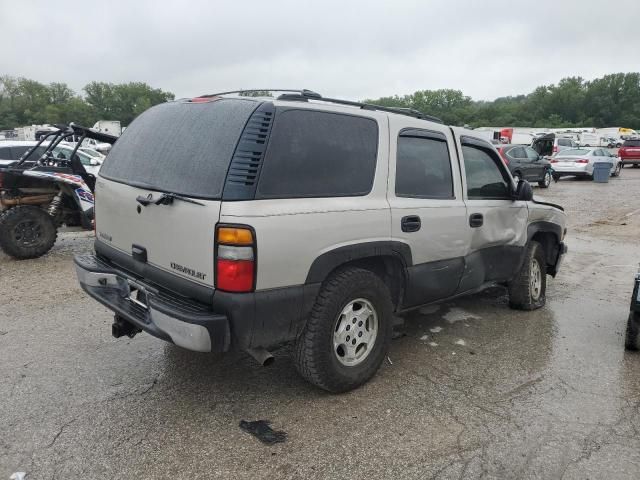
557, 148, 591, 156
623, 140, 640, 147
99, 98, 258, 199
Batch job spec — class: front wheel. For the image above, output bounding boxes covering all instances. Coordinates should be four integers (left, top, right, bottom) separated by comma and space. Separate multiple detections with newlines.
0, 205, 57, 259
294, 267, 393, 392
538, 170, 552, 188
625, 312, 640, 351
508, 241, 547, 310
612, 163, 622, 177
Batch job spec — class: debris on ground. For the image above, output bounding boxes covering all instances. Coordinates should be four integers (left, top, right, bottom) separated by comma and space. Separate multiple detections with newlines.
428, 342, 438, 347
420, 335, 429, 341
430, 326, 443, 333
387, 356, 393, 365
10, 473, 26, 480
455, 339, 467, 346
239, 420, 287, 445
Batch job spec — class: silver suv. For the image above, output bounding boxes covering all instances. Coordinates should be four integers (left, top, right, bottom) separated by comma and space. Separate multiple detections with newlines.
74, 89, 567, 392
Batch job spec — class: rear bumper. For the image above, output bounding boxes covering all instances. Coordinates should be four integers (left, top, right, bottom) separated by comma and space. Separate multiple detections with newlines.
620, 158, 640, 164
74, 254, 230, 352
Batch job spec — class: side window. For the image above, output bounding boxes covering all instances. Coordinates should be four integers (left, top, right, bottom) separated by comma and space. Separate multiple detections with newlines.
257, 109, 378, 198
462, 144, 511, 200
507, 147, 526, 160
10, 146, 31, 159
0, 147, 11, 159
558, 139, 570, 147
395, 132, 454, 199
524, 147, 539, 160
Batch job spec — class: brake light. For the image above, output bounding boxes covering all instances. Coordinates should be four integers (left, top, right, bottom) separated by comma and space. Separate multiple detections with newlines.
576, 158, 589, 164
215, 226, 255, 292
553, 146, 558, 153
549, 159, 558, 163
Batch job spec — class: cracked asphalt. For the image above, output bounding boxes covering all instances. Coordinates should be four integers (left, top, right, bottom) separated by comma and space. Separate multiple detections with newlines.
2, 169, 640, 479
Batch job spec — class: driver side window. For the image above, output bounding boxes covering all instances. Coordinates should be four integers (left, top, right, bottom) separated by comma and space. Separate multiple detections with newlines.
462, 144, 511, 200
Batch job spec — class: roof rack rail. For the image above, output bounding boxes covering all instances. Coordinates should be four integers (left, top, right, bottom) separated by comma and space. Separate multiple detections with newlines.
198, 89, 443, 123
198, 89, 321, 99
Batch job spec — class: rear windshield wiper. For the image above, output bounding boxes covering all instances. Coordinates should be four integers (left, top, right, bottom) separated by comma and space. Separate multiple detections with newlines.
136, 192, 204, 207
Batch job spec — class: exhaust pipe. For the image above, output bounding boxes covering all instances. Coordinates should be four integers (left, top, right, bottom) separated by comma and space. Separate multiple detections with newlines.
246, 347, 274, 366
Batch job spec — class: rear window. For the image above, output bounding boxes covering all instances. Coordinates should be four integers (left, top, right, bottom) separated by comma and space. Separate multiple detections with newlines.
256, 109, 378, 198
99, 99, 258, 199
558, 149, 590, 156
623, 140, 640, 147
557, 139, 573, 146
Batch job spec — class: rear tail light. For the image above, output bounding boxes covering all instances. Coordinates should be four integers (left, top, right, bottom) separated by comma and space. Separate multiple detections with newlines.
549, 159, 558, 163
215, 226, 255, 292
576, 158, 589, 164
553, 146, 558, 153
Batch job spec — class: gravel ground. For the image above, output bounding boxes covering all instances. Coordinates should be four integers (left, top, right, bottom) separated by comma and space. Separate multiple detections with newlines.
1, 168, 640, 479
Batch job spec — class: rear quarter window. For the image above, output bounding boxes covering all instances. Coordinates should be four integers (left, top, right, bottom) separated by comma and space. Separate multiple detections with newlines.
256, 109, 378, 198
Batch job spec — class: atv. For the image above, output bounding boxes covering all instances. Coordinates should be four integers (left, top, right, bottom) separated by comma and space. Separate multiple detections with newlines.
0, 124, 117, 259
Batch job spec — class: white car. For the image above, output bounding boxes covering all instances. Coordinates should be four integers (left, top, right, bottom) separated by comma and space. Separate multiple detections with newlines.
550, 148, 621, 179
53, 145, 102, 175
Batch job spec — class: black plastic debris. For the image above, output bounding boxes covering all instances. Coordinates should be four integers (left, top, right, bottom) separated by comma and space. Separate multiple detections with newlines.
239, 420, 287, 445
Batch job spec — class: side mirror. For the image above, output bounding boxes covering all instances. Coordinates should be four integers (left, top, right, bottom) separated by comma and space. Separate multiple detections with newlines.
514, 179, 533, 201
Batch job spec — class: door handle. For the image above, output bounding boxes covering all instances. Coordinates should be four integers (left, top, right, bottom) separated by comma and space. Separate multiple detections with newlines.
401, 215, 421, 233
469, 213, 484, 228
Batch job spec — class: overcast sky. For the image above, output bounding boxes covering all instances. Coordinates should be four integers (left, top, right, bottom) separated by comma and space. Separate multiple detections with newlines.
1, 0, 639, 101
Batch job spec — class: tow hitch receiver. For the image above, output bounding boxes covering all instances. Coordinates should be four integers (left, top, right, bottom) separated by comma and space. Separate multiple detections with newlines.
112, 315, 142, 339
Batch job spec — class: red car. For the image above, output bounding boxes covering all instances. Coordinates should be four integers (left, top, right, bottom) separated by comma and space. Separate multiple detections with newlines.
618, 139, 640, 167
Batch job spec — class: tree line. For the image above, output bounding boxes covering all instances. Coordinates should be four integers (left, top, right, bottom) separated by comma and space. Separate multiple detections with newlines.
1, 73, 639, 131
0, 76, 174, 130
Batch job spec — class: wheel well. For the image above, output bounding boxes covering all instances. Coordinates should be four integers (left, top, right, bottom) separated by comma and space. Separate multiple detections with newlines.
531, 231, 559, 268
325, 256, 406, 311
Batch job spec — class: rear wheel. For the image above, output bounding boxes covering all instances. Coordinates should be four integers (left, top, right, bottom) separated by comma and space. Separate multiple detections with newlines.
0, 205, 57, 259
508, 241, 546, 310
538, 170, 552, 188
294, 267, 393, 392
625, 312, 640, 351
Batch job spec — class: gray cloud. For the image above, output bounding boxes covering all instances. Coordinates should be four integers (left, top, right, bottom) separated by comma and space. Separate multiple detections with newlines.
1, 0, 638, 101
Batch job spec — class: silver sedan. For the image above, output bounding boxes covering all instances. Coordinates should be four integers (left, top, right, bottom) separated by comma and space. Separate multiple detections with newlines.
549, 148, 621, 179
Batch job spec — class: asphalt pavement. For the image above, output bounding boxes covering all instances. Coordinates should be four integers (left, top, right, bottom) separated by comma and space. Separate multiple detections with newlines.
1, 168, 640, 479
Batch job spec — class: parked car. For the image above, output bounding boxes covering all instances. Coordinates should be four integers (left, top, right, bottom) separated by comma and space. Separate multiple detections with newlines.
549, 148, 621, 179
74, 90, 567, 392
618, 139, 640, 168
496, 144, 553, 187
531, 134, 578, 157
52, 145, 102, 176
79, 147, 106, 161
0, 141, 47, 165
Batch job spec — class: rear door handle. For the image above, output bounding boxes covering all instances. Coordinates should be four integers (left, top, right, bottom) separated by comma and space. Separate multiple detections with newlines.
401, 215, 421, 233
469, 213, 484, 228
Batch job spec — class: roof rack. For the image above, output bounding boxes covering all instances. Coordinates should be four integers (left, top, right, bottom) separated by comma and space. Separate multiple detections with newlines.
197, 89, 443, 123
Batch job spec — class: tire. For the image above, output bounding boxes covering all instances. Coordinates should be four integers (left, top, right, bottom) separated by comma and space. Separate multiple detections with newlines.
538, 170, 552, 188
612, 163, 622, 177
508, 241, 546, 311
633, 164, 640, 169
294, 267, 393, 392
625, 312, 640, 351
0, 205, 57, 259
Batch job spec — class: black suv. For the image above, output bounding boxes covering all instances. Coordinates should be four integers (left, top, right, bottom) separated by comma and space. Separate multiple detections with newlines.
497, 145, 552, 188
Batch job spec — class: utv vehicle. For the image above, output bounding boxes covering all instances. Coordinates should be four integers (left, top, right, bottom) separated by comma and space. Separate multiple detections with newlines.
0, 124, 117, 259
